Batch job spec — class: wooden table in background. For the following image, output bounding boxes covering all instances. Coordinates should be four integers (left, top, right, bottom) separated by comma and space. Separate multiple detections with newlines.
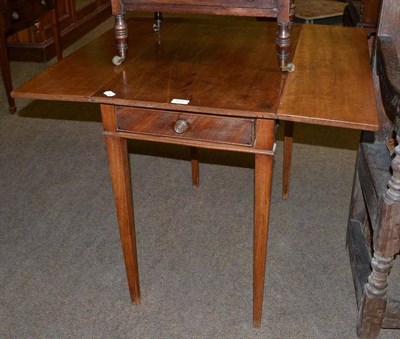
13, 17, 377, 327
109, 0, 296, 71
0, 0, 62, 113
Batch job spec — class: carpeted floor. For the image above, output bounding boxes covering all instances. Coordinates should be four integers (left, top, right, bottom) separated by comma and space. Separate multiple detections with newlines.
1, 14, 399, 339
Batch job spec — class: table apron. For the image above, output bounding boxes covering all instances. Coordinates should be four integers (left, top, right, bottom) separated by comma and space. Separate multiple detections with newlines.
121, 3, 278, 17
103, 130, 275, 156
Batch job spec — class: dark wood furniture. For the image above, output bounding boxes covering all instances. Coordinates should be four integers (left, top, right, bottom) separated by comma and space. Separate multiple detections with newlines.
343, 0, 381, 30
347, 0, 400, 338
12, 17, 377, 328
110, 0, 296, 72
0, 0, 62, 113
5, 0, 111, 62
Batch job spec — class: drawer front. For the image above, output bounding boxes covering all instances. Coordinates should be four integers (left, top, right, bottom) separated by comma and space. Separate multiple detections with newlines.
116, 107, 255, 147
123, 0, 276, 10
5, 0, 51, 30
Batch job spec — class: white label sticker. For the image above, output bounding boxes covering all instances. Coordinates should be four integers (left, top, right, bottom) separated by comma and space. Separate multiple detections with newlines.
103, 90, 116, 97
171, 98, 190, 105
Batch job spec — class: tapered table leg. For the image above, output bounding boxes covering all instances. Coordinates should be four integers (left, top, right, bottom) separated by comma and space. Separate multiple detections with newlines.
104, 134, 141, 304
190, 147, 199, 189
282, 121, 294, 199
253, 119, 275, 327
253, 153, 274, 327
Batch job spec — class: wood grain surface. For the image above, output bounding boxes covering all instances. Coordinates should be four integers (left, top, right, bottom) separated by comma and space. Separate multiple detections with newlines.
92, 18, 294, 118
278, 24, 378, 131
13, 16, 377, 130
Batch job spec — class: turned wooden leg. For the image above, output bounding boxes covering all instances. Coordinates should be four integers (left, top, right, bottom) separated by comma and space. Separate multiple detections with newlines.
282, 121, 293, 199
112, 14, 128, 66
190, 147, 199, 189
276, 22, 294, 72
358, 141, 400, 338
104, 134, 141, 304
276, 0, 295, 72
357, 253, 393, 338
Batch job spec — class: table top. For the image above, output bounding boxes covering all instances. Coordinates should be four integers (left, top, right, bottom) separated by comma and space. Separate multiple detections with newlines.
277, 24, 377, 130
13, 16, 378, 131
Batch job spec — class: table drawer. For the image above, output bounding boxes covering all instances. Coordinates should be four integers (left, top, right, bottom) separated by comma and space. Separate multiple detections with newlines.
116, 107, 255, 146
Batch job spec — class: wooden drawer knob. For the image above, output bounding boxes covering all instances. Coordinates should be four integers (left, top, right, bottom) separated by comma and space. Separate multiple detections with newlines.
174, 119, 189, 134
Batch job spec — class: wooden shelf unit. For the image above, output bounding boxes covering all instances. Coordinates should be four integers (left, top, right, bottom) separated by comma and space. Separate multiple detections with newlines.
6, 0, 111, 62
